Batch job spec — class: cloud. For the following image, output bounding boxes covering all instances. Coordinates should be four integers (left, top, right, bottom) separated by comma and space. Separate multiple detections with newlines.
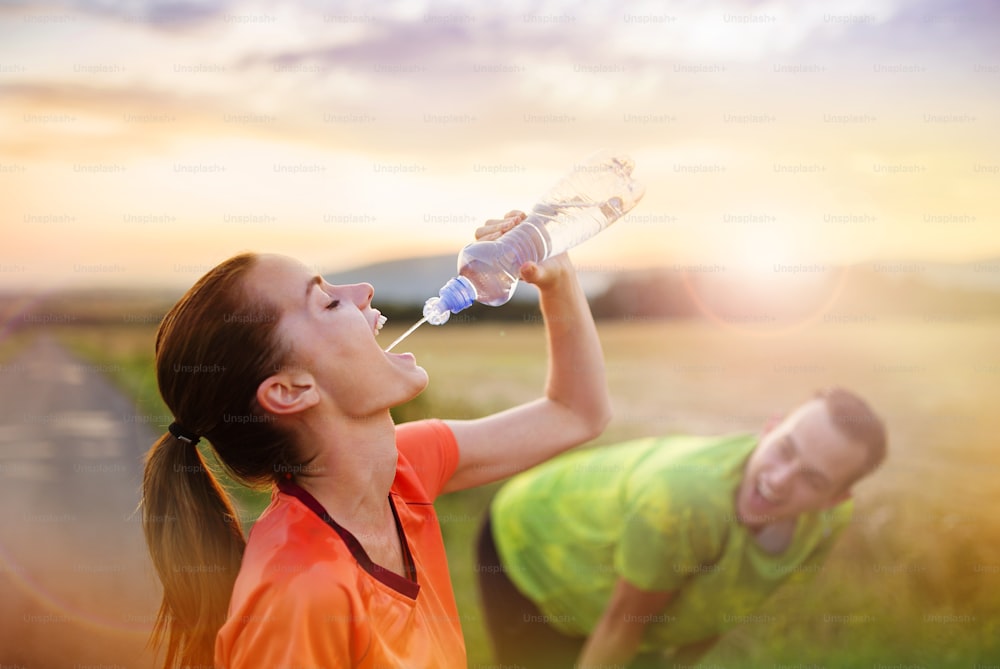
0, 0, 231, 28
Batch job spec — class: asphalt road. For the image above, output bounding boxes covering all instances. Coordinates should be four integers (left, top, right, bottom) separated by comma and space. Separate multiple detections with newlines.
0, 334, 161, 668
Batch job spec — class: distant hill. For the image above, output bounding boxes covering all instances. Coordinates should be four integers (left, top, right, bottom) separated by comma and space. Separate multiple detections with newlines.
920, 257, 1000, 292
326, 254, 1000, 322
588, 260, 1000, 323
325, 254, 455, 304
323, 254, 614, 305
2, 256, 998, 331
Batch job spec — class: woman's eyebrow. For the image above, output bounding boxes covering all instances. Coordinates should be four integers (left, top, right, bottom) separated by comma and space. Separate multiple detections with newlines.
305, 275, 323, 299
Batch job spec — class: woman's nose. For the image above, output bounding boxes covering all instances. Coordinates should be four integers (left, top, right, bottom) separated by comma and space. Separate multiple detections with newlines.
349, 283, 374, 307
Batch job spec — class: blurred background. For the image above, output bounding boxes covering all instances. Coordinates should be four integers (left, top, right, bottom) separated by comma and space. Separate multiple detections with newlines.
1, 0, 998, 667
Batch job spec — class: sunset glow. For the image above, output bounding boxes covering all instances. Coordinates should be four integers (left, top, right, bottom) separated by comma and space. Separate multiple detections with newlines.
1, 0, 997, 290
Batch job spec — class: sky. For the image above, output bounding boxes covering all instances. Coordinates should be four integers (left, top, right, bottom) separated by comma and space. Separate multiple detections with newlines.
0, 0, 998, 290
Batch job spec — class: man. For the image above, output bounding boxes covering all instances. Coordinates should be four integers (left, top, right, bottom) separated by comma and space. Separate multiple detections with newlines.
476, 387, 887, 668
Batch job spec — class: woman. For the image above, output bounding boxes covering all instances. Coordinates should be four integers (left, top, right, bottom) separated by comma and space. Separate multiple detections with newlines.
141, 211, 611, 668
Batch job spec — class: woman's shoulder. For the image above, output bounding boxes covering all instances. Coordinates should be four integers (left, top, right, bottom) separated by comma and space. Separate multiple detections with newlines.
393, 419, 459, 502
240, 492, 357, 588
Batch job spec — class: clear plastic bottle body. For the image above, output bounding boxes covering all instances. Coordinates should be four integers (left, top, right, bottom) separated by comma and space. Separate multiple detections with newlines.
456, 220, 547, 306
424, 151, 644, 324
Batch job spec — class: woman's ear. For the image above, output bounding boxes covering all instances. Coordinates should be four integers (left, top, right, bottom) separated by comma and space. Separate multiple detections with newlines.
256, 370, 320, 415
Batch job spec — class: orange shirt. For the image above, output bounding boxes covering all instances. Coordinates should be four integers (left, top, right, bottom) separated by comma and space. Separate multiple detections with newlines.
215, 419, 465, 668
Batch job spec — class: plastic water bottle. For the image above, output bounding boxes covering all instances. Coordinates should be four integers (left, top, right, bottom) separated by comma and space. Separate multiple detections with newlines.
423, 151, 645, 325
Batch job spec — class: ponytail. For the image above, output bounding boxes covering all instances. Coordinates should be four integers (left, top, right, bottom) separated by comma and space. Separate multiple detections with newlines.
143, 252, 296, 667
142, 431, 245, 668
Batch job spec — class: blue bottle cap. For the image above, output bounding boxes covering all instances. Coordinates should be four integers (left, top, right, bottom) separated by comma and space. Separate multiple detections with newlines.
424, 275, 476, 325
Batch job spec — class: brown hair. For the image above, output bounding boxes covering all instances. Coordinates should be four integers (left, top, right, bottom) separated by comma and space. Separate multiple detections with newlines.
816, 386, 888, 483
141, 253, 298, 668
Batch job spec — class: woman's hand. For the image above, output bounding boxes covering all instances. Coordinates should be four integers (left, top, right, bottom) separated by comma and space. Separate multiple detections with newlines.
474, 210, 526, 241
475, 210, 573, 290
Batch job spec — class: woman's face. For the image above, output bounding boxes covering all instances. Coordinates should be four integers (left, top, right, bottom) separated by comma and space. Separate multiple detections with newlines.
249, 254, 428, 418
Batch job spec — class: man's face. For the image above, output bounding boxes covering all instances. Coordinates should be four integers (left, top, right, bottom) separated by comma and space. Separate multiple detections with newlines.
735, 399, 868, 529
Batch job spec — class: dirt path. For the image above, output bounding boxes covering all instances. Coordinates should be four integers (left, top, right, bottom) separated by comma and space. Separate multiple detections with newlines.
0, 334, 160, 668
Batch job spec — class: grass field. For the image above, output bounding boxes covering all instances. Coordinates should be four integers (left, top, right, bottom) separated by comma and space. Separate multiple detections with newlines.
49, 316, 1000, 667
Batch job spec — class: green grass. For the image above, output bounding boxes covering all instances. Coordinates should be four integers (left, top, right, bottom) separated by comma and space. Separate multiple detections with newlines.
52, 318, 1000, 667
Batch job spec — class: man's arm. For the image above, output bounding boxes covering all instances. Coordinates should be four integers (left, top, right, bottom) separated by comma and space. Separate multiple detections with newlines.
576, 577, 674, 669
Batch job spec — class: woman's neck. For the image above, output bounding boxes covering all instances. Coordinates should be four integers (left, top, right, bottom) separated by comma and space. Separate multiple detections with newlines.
291, 409, 398, 525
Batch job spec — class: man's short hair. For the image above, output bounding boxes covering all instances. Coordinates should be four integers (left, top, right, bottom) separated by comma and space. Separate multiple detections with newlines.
815, 387, 888, 485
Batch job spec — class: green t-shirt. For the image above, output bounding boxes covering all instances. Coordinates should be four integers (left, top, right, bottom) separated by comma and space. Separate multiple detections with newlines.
490, 434, 852, 650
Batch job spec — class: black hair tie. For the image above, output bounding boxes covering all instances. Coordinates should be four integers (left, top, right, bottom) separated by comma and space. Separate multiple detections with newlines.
168, 422, 201, 446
